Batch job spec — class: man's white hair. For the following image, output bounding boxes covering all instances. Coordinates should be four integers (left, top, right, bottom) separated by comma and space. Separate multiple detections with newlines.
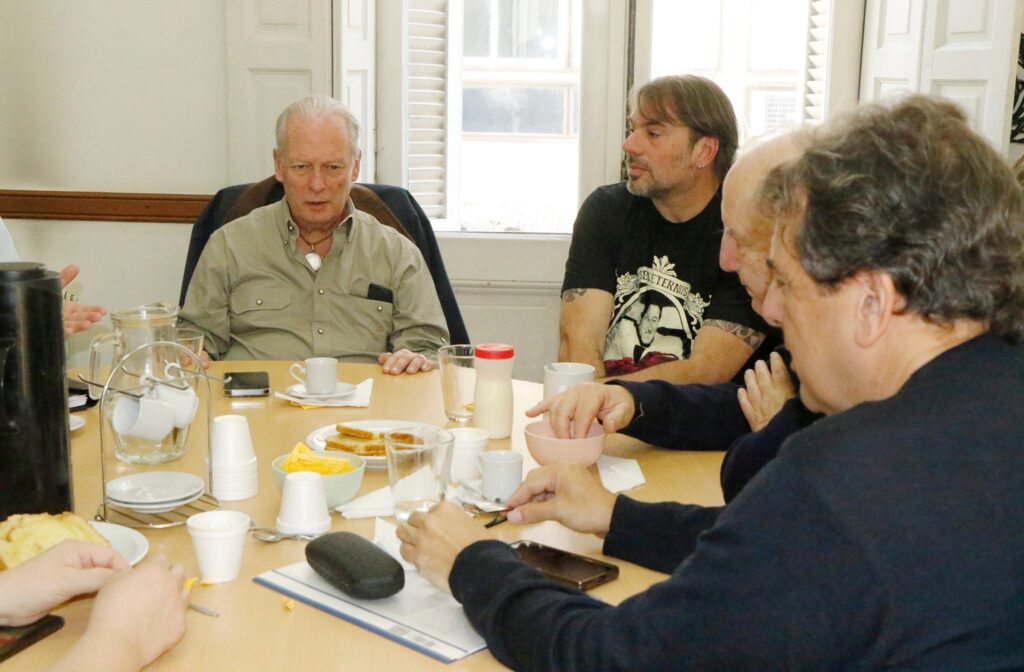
275, 95, 362, 158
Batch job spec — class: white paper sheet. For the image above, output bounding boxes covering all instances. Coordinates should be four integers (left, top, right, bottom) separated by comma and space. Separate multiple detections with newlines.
254, 562, 487, 664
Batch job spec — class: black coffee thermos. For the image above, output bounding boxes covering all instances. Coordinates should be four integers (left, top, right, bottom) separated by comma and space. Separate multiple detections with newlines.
0, 262, 72, 518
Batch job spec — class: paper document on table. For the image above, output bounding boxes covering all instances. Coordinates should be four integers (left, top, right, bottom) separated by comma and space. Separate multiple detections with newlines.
254, 562, 486, 664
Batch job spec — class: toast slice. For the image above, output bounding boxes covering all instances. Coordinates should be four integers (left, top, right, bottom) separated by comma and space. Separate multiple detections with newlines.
0, 512, 109, 569
327, 424, 423, 457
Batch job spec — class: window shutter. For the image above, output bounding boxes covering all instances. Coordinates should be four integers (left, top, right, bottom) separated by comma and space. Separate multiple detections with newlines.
802, 0, 830, 123
406, 0, 449, 218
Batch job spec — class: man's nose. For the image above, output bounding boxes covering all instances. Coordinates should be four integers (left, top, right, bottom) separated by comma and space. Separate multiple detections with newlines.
309, 168, 326, 191
622, 130, 640, 156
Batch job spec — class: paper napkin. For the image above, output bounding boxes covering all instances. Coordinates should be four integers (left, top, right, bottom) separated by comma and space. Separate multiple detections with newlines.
597, 455, 646, 493
275, 378, 373, 409
336, 484, 393, 519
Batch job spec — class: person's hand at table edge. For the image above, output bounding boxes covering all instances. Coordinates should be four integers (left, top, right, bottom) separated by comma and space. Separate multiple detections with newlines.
59, 265, 107, 337
379, 349, 435, 375
504, 464, 616, 537
0, 539, 129, 627
526, 382, 636, 439
397, 502, 495, 594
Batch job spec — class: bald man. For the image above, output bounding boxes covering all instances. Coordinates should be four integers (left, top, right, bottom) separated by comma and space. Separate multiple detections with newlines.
523, 133, 821, 565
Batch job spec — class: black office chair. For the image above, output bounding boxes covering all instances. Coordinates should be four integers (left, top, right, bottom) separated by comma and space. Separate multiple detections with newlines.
179, 177, 469, 344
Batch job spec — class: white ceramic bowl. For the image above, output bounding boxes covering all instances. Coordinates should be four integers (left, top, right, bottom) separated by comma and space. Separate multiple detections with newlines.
271, 450, 366, 508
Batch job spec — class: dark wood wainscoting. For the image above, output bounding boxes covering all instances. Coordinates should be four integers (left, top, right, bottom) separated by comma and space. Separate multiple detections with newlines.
0, 190, 212, 224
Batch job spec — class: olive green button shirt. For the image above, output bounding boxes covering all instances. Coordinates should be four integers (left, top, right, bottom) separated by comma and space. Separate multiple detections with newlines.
180, 198, 449, 362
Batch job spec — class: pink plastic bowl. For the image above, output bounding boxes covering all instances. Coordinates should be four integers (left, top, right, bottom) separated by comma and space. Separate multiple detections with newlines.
524, 419, 605, 466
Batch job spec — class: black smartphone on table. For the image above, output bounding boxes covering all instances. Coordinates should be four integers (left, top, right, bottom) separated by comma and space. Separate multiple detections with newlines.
511, 540, 619, 591
223, 371, 271, 397
0, 615, 64, 662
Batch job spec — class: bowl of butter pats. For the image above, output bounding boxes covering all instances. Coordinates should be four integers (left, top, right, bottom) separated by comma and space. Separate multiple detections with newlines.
272, 443, 366, 507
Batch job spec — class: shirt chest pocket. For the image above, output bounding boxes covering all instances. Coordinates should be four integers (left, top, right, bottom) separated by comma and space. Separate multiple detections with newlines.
335, 296, 395, 352
230, 286, 292, 320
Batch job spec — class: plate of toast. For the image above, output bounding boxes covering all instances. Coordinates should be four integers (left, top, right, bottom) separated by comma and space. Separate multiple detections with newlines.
306, 420, 437, 469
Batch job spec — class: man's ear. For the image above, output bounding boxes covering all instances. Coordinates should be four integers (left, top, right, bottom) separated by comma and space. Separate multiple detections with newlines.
351, 152, 361, 182
694, 136, 719, 170
853, 270, 900, 347
273, 148, 285, 183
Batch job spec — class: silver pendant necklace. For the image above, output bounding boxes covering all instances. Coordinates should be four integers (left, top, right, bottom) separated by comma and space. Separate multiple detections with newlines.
298, 229, 332, 271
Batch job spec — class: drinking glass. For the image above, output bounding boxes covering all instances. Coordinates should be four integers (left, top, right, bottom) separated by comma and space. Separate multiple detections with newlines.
385, 427, 453, 521
438, 345, 475, 424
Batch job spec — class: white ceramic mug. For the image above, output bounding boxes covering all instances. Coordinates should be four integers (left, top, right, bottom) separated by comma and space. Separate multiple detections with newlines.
543, 362, 596, 399
152, 382, 198, 429
289, 357, 338, 396
112, 395, 175, 441
479, 450, 523, 503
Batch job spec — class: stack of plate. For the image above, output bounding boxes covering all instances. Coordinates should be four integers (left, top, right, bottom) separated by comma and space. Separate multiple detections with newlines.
105, 472, 205, 514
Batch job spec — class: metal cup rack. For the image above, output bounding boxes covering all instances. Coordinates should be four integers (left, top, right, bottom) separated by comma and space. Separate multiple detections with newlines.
93, 340, 219, 528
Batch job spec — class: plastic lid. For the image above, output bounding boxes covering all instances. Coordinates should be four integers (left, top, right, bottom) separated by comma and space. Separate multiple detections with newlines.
474, 343, 514, 360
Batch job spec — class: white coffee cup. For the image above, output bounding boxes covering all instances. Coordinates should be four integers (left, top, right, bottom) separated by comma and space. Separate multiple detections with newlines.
543, 362, 596, 399
479, 450, 524, 503
289, 357, 338, 396
153, 382, 198, 429
112, 395, 175, 441
448, 427, 489, 483
276, 471, 331, 535
186, 510, 250, 584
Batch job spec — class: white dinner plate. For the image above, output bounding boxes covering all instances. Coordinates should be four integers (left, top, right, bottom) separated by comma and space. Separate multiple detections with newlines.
69, 415, 85, 432
90, 521, 149, 566
306, 419, 438, 470
105, 471, 205, 507
285, 382, 357, 399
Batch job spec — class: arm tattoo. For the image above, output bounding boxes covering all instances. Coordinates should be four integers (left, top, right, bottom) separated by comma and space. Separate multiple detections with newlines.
561, 288, 588, 303
704, 319, 766, 350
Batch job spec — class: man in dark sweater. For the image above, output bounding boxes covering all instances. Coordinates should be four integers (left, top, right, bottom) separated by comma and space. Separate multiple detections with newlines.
398, 96, 1024, 670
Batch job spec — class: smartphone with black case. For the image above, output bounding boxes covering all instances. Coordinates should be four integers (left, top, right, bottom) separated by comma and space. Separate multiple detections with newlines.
223, 371, 270, 397
0, 615, 64, 662
511, 540, 619, 591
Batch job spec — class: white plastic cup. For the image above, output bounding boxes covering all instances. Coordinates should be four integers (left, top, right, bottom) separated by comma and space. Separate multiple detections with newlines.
448, 427, 489, 483
479, 450, 524, 503
543, 362, 596, 399
289, 357, 338, 396
211, 415, 256, 465
112, 395, 175, 441
276, 472, 331, 535
186, 510, 250, 584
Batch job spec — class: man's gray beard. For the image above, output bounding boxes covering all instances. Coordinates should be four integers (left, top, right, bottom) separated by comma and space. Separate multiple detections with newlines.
626, 175, 668, 200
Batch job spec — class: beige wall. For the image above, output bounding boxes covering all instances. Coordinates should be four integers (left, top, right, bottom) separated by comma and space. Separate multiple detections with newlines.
1, 1, 230, 365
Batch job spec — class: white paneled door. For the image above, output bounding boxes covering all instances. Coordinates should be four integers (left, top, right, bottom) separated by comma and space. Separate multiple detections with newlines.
225, 0, 375, 183
860, 0, 1023, 154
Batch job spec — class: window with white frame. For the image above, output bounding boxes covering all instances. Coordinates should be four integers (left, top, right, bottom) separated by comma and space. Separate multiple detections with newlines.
377, 0, 861, 235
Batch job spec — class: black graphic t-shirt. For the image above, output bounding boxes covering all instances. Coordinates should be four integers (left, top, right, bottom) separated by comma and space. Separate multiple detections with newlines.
562, 183, 766, 376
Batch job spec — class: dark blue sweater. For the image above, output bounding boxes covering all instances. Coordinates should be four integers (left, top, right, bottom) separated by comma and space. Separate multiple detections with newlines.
450, 335, 1024, 670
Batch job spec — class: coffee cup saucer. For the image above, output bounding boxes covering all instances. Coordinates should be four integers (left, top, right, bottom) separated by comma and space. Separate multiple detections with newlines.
285, 382, 357, 399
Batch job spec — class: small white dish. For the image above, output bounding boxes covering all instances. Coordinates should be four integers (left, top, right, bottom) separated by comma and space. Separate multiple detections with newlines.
105, 471, 205, 506
69, 415, 86, 432
285, 382, 357, 399
90, 521, 149, 566
306, 419, 435, 470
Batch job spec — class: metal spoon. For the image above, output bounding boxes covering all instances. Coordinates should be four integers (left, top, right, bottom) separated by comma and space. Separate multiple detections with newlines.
250, 527, 319, 542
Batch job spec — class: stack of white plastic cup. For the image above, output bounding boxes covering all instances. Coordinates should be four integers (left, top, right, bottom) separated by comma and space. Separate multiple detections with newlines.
276, 472, 331, 535
186, 510, 250, 583
209, 415, 258, 501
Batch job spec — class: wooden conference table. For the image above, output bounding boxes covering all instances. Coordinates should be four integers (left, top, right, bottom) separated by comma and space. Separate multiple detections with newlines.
11, 361, 725, 671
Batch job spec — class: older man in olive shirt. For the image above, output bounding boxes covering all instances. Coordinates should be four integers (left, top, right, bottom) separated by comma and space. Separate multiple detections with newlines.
181, 95, 448, 373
